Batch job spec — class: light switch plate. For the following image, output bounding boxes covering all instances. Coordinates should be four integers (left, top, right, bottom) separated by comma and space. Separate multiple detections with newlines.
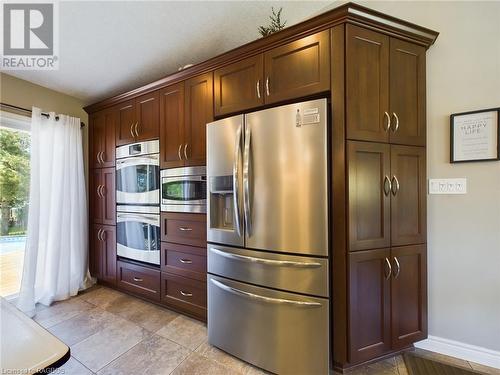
428, 178, 467, 194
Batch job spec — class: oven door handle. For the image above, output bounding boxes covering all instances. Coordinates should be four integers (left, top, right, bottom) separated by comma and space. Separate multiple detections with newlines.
116, 155, 159, 169
233, 125, 243, 237
117, 214, 160, 226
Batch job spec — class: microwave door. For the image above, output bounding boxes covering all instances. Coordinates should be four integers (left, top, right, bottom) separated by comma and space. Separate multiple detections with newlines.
206, 115, 244, 247
244, 99, 328, 256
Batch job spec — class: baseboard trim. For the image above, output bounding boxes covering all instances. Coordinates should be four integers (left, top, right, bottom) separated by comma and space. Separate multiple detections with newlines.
415, 335, 500, 369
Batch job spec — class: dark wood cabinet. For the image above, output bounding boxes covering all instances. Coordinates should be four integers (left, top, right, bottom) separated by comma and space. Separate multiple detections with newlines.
389, 39, 426, 146
90, 109, 116, 168
161, 272, 207, 319
91, 167, 115, 225
264, 30, 330, 104
346, 25, 390, 143
160, 82, 185, 169
184, 73, 213, 166
349, 249, 391, 363
349, 245, 427, 362
346, 25, 426, 146
348, 141, 391, 251
391, 244, 427, 349
117, 260, 161, 301
161, 212, 207, 247
161, 242, 206, 281
116, 99, 136, 146
214, 55, 264, 116
91, 224, 116, 284
115, 91, 160, 146
390, 145, 426, 246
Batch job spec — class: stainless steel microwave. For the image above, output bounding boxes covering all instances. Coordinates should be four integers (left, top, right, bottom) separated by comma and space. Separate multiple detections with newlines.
161, 166, 206, 213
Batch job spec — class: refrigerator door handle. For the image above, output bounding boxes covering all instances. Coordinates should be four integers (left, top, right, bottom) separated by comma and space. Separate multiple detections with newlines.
233, 126, 243, 237
243, 125, 252, 236
210, 278, 322, 307
210, 247, 322, 268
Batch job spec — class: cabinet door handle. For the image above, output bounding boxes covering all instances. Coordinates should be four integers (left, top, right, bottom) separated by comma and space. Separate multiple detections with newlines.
97, 185, 102, 198
97, 228, 102, 241
384, 257, 392, 280
178, 227, 192, 232
100, 185, 106, 197
101, 229, 106, 241
265, 76, 270, 96
134, 122, 140, 137
391, 112, 399, 133
391, 175, 400, 196
101, 151, 106, 164
256, 80, 261, 99
184, 143, 188, 160
393, 257, 401, 278
383, 112, 390, 132
383, 175, 392, 196
178, 144, 183, 160
96, 151, 101, 164
179, 258, 192, 264
180, 291, 193, 297
133, 277, 143, 282
130, 123, 135, 138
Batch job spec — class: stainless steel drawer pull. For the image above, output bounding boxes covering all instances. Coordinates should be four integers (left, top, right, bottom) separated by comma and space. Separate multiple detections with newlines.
211, 279, 321, 307
178, 144, 182, 160
391, 175, 400, 196
210, 248, 321, 268
178, 227, 192, 231
183, 143, 189, 160
383, 175, 391, 196
393, 257, 401, 278
130, 123, 134, 138
383, 111, 390, 132
180, 291, 193, 297
391, 112, 399, 132
384, 257, 392, 280
179, 259, 192, 264
133, 277, 143, 282
265, 76, 270, 96
256, 80, 261, 99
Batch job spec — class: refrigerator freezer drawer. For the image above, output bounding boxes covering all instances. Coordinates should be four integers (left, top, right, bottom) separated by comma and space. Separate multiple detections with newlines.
208, 274, 329, 375
208, 244, 329, 297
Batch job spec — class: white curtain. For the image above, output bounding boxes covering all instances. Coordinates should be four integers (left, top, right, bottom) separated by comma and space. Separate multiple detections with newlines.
17, 108, 94, 316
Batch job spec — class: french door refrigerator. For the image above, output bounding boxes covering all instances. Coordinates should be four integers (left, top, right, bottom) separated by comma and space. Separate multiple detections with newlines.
207, 98, 329, 374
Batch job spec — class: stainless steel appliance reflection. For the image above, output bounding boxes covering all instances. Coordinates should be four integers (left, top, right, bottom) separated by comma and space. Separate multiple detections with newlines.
206, 98, 329, 374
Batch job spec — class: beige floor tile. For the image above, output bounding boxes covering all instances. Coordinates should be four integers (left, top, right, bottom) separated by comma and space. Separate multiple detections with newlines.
395, 355, 409, 375
58, 357, 94, 375
412, 348, 473, 369
103, 294, 178, 332
48, 307, 119, 346
97, 334, 190, 375
33, 298, 94, 328
469, 361, 500, 375
71, 316, 149, 372
78, 286, 124, 307
156, 315, 206, 351
172, 352, 235, 375
195, 340, 266, 375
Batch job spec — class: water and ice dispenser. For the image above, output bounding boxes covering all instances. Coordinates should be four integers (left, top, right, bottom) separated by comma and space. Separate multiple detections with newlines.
209, 176, 235, 231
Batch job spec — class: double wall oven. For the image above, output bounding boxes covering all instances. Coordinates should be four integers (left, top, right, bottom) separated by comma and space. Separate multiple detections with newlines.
116, 140, 161, 265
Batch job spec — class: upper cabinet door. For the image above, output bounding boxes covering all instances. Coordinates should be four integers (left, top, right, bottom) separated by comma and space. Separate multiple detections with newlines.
390, 145, 426, 246
346, 25, 390, 143
264, 30, 330, 104
135, 90, 160, 141
348, 141, 391, 251
214, 55, 264, 117
391, 244, 427, 349
91, 109, 116, 168
389, 39, 426, 146
160, 83, 185, 169
116, 99, 136, 146
184, 72, 213, 167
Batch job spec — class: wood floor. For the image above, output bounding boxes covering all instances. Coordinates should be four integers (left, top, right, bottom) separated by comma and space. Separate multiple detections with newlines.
6, 286, 500, 375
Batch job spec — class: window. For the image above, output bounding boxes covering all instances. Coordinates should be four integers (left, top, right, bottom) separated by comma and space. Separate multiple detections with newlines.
0, 110, 30, 298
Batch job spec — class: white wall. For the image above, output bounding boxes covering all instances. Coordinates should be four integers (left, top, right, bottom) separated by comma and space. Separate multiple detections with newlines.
357, 1, 500, 354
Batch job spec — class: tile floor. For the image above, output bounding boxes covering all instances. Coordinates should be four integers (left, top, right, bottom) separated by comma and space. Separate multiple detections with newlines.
12, 285, 500, 375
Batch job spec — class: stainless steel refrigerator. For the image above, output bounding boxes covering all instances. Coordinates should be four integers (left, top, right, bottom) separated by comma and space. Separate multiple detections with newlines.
206, 98, 329, 374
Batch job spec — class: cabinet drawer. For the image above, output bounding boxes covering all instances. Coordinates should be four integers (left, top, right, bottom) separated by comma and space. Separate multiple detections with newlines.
161, 212, 206, 247
161, 242, 206, 281
161, 273, 207, 319
117, 261, 161, 301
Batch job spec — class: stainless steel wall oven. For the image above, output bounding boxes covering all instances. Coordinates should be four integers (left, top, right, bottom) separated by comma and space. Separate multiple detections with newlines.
161, 166, 206, 213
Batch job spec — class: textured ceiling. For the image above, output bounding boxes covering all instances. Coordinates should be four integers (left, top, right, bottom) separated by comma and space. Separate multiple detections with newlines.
6, 1, 332, 105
